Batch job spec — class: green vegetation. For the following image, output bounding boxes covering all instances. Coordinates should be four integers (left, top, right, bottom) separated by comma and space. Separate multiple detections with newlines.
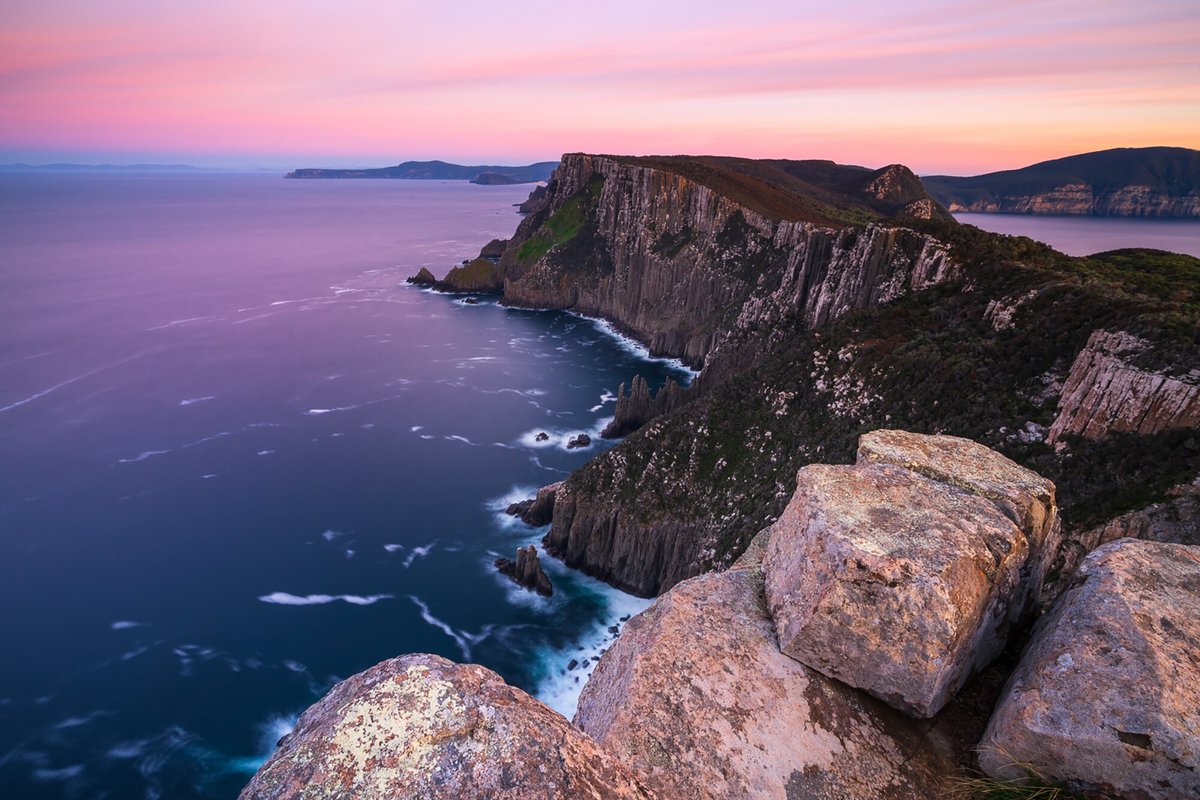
442, 258, 502, 292
516, 176, 603, 263
565, 228, 1200, 572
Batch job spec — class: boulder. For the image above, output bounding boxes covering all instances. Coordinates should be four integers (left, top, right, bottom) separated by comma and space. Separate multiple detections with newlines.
241, 653, 652, 800
523, 481, 561, 527
575, 547, 959, 799
567, 433, 592, 449
764, 430, 1060, 717
978, 539, 1200, 799
495, 545, 553, 596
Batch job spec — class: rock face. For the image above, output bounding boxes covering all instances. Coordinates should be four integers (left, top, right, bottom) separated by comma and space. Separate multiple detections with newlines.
406, 267, 437, 286
764, 430, 1060, 717
1047, 330, 1200, 444
504, 482, 561, 527
979, 539, 1200, 798
241, 654, 652, 800
601, 375, 691, 438
922, 147, 1200, 217
575, 546, 959, 800
494, 545, 553, 596
1049, 476, 1200, 600
501, 154, 956, 370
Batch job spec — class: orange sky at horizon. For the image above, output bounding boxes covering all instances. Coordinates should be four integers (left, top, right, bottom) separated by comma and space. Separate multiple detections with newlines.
2, 0, 1197, 174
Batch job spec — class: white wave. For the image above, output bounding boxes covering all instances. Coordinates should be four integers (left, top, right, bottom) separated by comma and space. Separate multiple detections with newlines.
419, 434, 434, 440
402, 542, 436, 568
179, 395, 217, 406
406, 596, 495, 661
383, 543, 405, 552
110, 620, 142, 630
410, 425, 423, 432
321, 529, 343, 542
282, 660, 307, 673
257, 449, 274, 456
117, 449, 170, 464
201, 473, 218, 479
532, 568, 653, 720
52, 711, 109, 730
486, 485, 538, 530
344, 549, 355, 559
33, 765, 84, 782
258, 592, 394, 606
581, 315, 700, 381
444, 434, 482, 446
147, 315, 221, 331
515, 415, 613, 452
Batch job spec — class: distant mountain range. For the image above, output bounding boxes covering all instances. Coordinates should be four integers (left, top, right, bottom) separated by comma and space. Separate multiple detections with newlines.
285, 160, 559, 184
922, 147, 1200, 217
0, 163, 286, 173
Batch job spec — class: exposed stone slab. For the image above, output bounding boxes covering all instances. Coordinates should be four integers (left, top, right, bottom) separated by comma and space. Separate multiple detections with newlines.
764, 431, 1060, 718
241, 653, 653, 800
575, 555, 959, 800
979, 539, 1200, 799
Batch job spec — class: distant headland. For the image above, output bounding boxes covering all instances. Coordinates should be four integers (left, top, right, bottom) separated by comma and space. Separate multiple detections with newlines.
284, 160, 559, 184
922, 146, 1200, 217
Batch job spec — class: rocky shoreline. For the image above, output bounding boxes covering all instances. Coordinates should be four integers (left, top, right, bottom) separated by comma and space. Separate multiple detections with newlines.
243, 432, 1200, 799
243, 153, 1200, 798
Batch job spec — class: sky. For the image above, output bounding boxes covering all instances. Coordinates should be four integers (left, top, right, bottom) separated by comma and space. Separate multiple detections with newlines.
1, 0, 1197, 174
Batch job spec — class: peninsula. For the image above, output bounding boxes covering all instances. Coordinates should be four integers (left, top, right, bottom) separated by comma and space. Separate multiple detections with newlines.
284, 159, 558, 184
923, 146, 1200, 217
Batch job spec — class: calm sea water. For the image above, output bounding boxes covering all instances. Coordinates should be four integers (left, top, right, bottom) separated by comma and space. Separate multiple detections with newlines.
954, 212, 1200, 258
0, 174, 690, 799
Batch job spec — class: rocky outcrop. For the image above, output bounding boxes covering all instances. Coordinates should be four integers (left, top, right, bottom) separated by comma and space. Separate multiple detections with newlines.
494, 545, 553, 596
764, 430, 1060, 718
601, 376, 690, 438
1048, 475, 1200, 602
406, 267, 437, 286
241, 654, 652, 799
575, 543, 960, 800
979, 539, 1200, 798
1047, 330, 1200, 444
501, 154, 957, 370
543, 477, 707, 597
505, 482, 561, 527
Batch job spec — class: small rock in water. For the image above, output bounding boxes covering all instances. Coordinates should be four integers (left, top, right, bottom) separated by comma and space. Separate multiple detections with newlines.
535, 432, 550, 442
494, 545, 554, 596
505, 499, 534, 518
608, 625, 619, 634
568, 659, 579, 671
620, 615, 630, 621
462, 297, 479, 305
567, 433, 592, 449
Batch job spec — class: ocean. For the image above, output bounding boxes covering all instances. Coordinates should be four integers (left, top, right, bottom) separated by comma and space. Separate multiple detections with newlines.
0, 173, 690, 799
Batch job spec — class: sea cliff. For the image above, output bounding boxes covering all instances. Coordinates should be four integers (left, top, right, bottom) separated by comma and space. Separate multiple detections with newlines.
481, 155, 1200, 596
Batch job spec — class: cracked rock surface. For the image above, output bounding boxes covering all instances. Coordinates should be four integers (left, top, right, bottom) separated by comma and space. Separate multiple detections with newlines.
979, 539, 1200, 799
240, 653, 653, 800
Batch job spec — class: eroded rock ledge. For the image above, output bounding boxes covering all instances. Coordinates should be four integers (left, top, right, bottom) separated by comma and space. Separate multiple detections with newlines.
241, 432, 1198, 800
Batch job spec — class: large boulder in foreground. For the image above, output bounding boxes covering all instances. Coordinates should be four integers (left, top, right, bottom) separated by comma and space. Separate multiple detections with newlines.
979, 539, 1200, 799
574, 548, 958, 800
241, 653, 653, 800
764, 430, 1060, 718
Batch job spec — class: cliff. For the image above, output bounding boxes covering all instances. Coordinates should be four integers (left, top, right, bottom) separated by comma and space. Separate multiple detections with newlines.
1046, 329, 1200, 444
923, 146, 1200, 217
499, 154, 954, 370
495, 156, 1200, 597
247, 435, 1200, 799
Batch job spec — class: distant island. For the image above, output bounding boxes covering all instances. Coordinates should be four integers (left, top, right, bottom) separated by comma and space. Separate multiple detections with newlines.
922, 146, 1200, 217
284, 159, 559, 184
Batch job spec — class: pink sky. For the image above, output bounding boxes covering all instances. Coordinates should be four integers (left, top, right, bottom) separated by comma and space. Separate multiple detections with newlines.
2, 0, 1197, 174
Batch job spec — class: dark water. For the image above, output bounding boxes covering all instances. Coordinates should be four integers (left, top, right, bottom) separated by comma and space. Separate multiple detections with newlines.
954, 212, 1200, 258
0, 174, 690, 799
